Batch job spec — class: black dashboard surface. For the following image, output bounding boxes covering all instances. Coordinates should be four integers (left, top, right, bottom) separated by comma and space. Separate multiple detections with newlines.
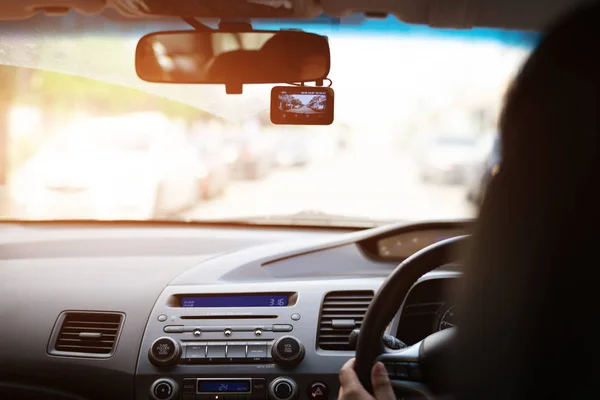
0, 220, 469, 400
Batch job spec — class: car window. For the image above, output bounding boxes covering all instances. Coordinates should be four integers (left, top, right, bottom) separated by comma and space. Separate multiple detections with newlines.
0, 13, 537, 223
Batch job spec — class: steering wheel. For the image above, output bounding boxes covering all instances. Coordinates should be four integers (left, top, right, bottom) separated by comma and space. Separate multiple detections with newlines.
354, 235, 468, 399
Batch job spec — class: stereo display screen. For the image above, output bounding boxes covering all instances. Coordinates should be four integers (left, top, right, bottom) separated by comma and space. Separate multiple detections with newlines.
180, 294, 289, 308
198, 380, 251, 393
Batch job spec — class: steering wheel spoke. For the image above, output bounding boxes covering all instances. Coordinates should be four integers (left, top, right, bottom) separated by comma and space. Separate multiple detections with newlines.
377, 343, 422, 381
377, 343, 433, 399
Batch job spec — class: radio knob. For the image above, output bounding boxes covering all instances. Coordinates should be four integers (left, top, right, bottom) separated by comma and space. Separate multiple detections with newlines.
269, 377, 298, 400
150, 378, 178, 400
271, 336, 305, 368
148, 337, 181, 367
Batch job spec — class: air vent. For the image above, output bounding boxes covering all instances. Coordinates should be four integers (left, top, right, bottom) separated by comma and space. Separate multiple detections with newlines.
317, 290, 374, 351
49, 311, 124, 358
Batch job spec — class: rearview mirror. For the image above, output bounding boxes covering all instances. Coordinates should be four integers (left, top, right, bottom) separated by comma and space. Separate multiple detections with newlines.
135, 30, 330, 85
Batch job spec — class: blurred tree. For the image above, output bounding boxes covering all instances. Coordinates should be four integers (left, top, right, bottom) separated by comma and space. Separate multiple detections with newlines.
0, 65, 19, 217
0, 65, 18, 186
17, 67, 216, 122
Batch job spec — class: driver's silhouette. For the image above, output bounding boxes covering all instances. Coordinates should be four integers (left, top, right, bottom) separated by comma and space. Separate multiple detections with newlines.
339, 1, 600, 399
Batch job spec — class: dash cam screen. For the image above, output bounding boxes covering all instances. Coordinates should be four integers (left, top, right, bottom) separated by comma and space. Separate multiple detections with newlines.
271, 87, 334, 125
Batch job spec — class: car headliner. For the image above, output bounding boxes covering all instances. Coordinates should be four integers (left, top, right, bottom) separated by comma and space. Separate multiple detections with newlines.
0, 0, 594, 31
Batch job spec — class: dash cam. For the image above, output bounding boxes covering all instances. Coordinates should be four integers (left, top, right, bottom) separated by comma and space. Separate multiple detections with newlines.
270, 86, 334, 125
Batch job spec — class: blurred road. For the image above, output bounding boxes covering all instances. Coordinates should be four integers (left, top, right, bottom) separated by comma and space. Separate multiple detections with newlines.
286, 106, 318, 114
183, 146, 476, 222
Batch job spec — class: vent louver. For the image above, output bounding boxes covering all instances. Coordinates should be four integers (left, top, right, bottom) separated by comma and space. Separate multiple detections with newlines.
317, 290, 374, 351
49, 311, 124, 357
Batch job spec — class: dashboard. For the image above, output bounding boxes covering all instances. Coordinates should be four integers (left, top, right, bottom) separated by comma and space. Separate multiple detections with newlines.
376, 229, 469, 260
0, 220, 469, 400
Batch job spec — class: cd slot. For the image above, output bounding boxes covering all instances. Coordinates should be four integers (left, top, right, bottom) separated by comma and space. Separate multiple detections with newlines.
181, 315, 279, 320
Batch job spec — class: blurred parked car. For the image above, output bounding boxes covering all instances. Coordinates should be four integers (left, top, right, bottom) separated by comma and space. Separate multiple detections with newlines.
191, 137, 230, 199
418, 134, 478, 184
228, 134, 274, 179
466, 135, 502, 205
11, 113, 202, 219
224, 118, 275, 180
271, 127, 315, 168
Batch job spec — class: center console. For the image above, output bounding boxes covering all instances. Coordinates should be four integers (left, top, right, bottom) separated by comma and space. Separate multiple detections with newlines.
136, 280, 381, 400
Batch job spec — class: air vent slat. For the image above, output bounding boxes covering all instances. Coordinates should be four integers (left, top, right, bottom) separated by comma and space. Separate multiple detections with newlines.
321, 314, 367, 319
321, 304, 369, 315
63, 326, 119, 332
50, 312, 124, 358
328, 294, 373, 301
57, 338, 116, 343
317, 290, 373, 351
323, 301, 371, 306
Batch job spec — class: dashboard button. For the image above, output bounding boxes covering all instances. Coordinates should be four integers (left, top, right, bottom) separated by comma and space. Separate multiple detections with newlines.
227, 344, 247, 358
148, 337, 181, 367
276, 338, 299, 357
182, 379, 196, 393
269, 377, 297, 400
408, 363, 422, 380
395, 363, 409, 378
185, 343, 206, 358
384, 363, 396, 377
251, 378, 267, 400
291, 313, 301, 321
247, 343, 267, 358
150, 378, 178, 400
275, 383, 292, 399
273, 324, 293, 332
154, 382, 172, 399
163, 325, 184, 333
206, 343, 227, 358
271, 336, 305, 368
157, 314, 168, 322
307, 382, 329, 400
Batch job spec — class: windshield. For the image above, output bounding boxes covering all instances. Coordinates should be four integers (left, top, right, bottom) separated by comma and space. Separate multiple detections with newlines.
435, 136, 478, 147
0, 13, 537, 224
56, 117, 163, 153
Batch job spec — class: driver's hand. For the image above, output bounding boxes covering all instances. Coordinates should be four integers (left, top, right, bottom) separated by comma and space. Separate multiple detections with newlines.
339, 358, 395, 400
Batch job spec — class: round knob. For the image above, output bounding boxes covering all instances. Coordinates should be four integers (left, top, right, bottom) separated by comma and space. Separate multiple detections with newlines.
269, 377, 298, 400
150, 378, 178, 400
271, 336, 305, 368
148, 337, 181, 367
